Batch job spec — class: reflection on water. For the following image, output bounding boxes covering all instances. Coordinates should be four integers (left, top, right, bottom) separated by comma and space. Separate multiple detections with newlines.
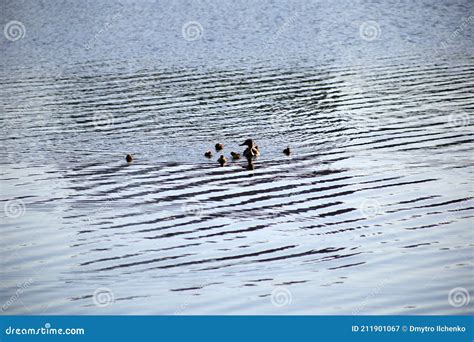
0, 0, 473, 315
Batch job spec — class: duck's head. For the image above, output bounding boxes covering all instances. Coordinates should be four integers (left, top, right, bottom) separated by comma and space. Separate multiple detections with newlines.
240, 139, 255, 147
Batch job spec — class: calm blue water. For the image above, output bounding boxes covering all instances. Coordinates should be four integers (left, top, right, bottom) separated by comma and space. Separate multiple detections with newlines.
0, 0, 473, 314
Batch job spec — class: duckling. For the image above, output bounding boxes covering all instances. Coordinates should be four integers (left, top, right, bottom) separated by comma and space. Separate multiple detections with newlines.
125, 154, 133, 163
218, 155, 227, 166
240, 139, 260, 159
215, 143, 224, 151
283, 147, 291, 156
230, 152, 241, 160
204, 151, 213, 158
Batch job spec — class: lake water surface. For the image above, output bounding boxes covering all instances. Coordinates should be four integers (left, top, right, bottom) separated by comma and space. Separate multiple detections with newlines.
0, 0, 473, 314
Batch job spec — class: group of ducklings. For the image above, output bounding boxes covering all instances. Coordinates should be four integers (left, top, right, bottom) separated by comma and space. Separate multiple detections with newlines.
204, 141, 247, 166
204, 139, 291, 167
124, 140, 290, 166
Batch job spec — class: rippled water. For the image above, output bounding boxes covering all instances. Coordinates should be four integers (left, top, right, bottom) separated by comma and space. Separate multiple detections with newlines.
1, 0, 473, 314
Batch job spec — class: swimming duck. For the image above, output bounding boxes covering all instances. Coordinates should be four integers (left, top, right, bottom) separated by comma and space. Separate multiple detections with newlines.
215, 143, 224, 151
218, 155, 227, 166
125, 154, 133, 163
204, 151, 213, 158
283, 147, 291, 156
240, 139, 260, 159
230, 152, 241, 160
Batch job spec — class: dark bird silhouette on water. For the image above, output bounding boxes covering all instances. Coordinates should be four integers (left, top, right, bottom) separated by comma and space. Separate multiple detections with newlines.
218, 155, 227, 166
240, 139, 260, 160
230, 152, 241, 160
